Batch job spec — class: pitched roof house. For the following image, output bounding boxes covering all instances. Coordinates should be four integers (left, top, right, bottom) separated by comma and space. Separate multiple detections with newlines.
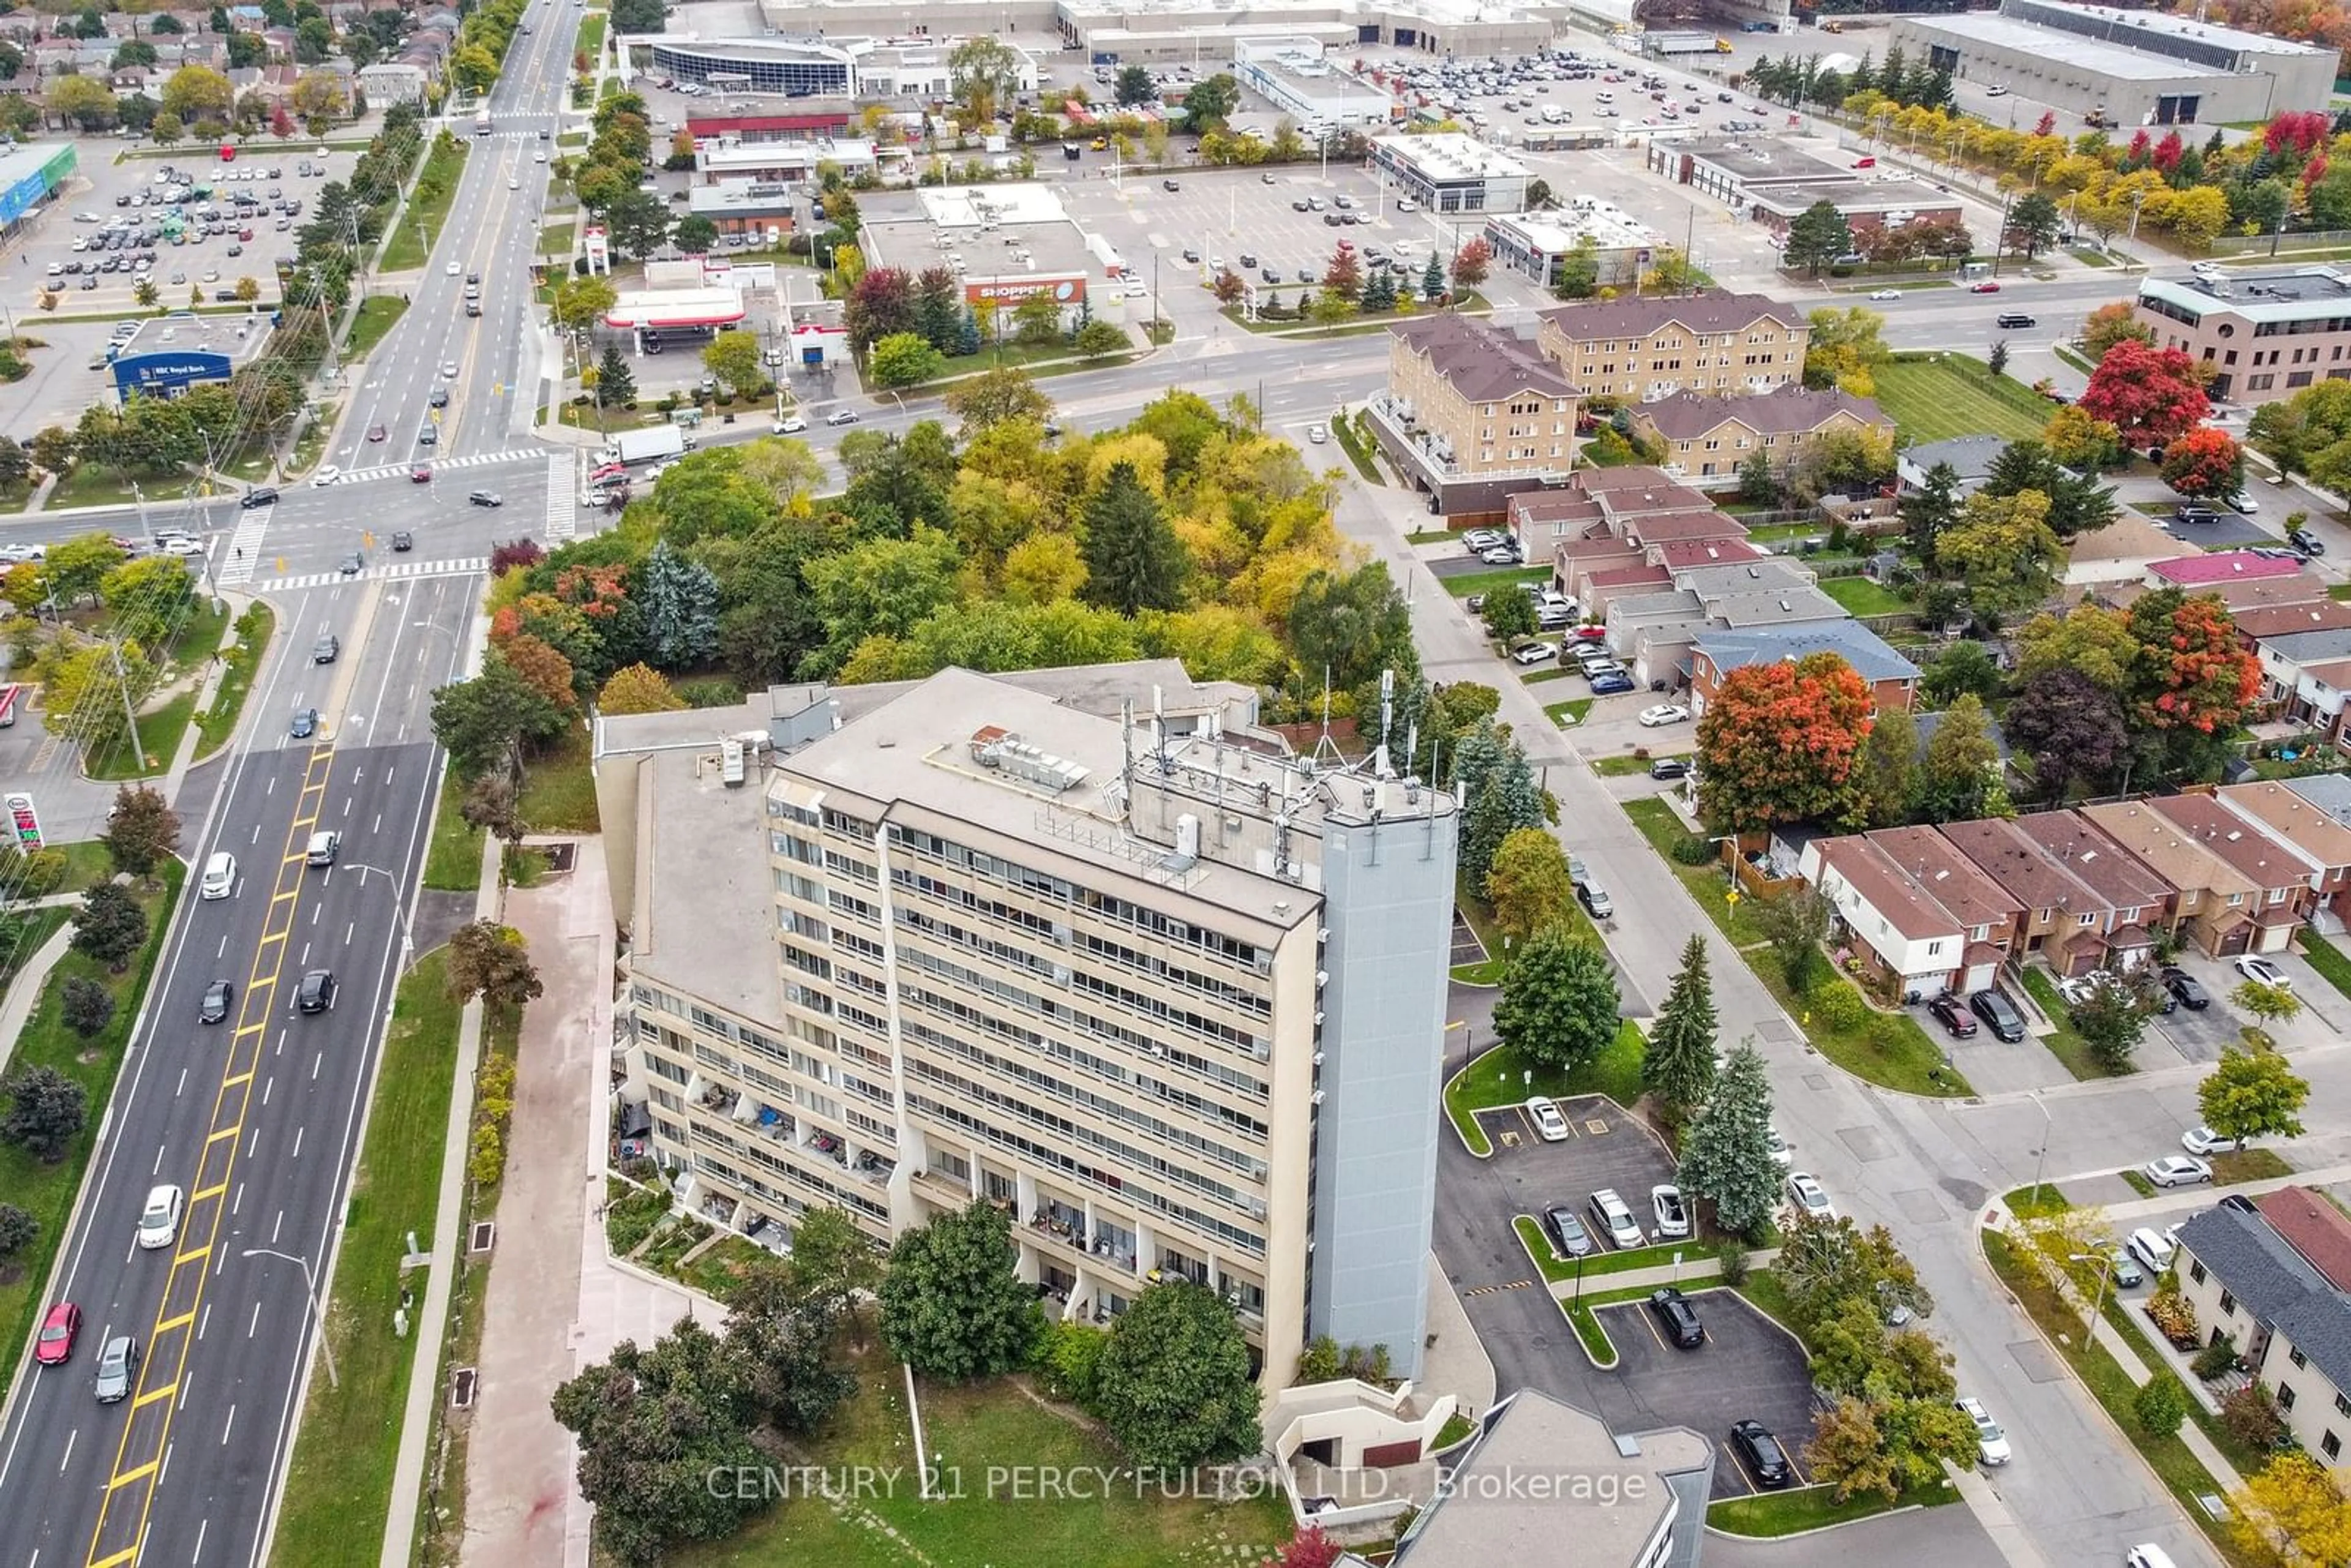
2172, 1201, 2351, 1470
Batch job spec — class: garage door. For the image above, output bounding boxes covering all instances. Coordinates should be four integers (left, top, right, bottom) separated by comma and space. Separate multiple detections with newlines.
2219, 921, 2254, 956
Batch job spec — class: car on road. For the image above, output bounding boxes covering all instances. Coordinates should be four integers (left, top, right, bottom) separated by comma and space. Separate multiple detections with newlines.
312, 633, 339, 664
1526, 1096, 1569, 1141
137, 1184, 183, 1250
297, 969, 337, 1013
826, 408, 859, 426
2290, 527, 2325, 556
1307, 423, 1327, 444
392, 530, 413, 552
440, 360, 458, 378
1575, 877, 1613, 918
2144, 1154, 2214, 1187
1730, 1419, 1791, 1487
1868, 288, 1901, 301
338, 550, 363, 575
1969, 280, 2002, 293
1589, 671, 1635, 695
1955, 1396, 2011, 1465
411, 464, 432, 482
444, 260, 460, 276
1651, 1184, 1689, 1239
241, 487, 279, 509
429, 388, 449, 408
1588, 1188, 1644, 1249
289, 707, 319, 739
774, 416, 808, 434
200, 979, 233, 1024
1786, 1171, 1835, 1221
1496, 1148, 1582, 1247
1637, 703, 1689, 727
93, 1334, 140, 1404
1926, 992, 1979, 1038
2233, 955, 2290, 989
1968, 986, 2027, 1042
34, 1302, 82, 1366
2125, 1548, 2181, 1568
2181, 1124, 2244, 1155
1764, 1128, 1794, 1168
1648, 757, 1690, 781
1510, 642, 1557, 666
366, 424, 386, 443
2161, 966, 2210, 1010
1648, 1287, 1704, 1348
468, 490, 503, 508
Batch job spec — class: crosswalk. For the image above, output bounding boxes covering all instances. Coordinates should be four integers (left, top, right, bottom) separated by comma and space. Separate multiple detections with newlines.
544, 453, 576, 542
319, 451, 540, 485
249, 556, 489, 593
214, 503, 275, 587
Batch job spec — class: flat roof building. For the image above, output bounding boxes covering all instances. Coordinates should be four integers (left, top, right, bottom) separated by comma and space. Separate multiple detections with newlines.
600, 665, 1459, 1386
1891, 0, 2335, 129
695, 136, 881, 184
1481, 201, 1654, 290
2135, 264, 2351, 406
1647, 136, 1961, 236
1234, 39, 1400, 130
1370, 132, 1528, 216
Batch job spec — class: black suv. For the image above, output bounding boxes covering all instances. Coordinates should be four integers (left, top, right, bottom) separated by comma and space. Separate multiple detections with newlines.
1968, 986, 2028, 1043
2161, 966, 2211, 1010
296, 969, 336, 1013
1730, 1420, 1791, 1488
468, 490, 503, 508
1648, 1288, 1703, 1349
241, 487, 279, 509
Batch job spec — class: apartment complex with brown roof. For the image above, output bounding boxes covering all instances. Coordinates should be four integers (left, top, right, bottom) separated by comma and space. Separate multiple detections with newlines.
1534, 290, 1810, 404
1373, 315, 1582, 501
1629, 382, 1894, 481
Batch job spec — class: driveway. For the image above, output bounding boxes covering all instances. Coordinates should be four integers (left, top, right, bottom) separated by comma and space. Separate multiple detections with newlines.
1593, 1288, 1821, 1500
1467, 1093, 1679, 1256
2147, 947, 2350, 1063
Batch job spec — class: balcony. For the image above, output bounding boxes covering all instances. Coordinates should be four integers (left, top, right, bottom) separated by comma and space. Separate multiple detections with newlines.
1364, 391, 1569, 491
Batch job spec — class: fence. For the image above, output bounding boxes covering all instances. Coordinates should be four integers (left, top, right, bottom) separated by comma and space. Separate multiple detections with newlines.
2210, 229, 2351, 255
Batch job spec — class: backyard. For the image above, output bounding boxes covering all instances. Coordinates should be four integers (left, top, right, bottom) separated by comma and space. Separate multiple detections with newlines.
1872, 354, 2058, 444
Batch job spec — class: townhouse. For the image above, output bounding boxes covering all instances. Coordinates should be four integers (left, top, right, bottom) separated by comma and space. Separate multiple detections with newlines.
2171, 1190, 2351, 1469
1864, 825, 2025, 993
1629, 382, 1894, 482
2143, 792, 2317, 954
1532, 290, 1811, 405
2215, 781, 2351, 926
2077, 800, 2265, 960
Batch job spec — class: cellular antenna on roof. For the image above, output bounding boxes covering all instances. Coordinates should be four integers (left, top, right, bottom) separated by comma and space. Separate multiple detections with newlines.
1311, 664, 1348, 770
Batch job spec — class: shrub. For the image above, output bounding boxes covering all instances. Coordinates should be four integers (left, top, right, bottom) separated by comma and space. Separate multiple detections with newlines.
1669, 833, 1717, 867
2147, 1286, 2198, 1346
2219, 1382, 2286, 1452
1715, 1242, 1750, 1285
1035, 1319, 1109, 1406
1294, 1334, 1343, 1386
467, 1122, 505, 1188
2134, 1374, 2188, 1436
1811, 981, 1869, 1034
2192, 1334, 2243, 1380
677, 677, 744, 708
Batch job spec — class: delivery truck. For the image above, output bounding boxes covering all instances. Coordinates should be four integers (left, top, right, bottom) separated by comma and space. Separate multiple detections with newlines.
601, 426, 691, 467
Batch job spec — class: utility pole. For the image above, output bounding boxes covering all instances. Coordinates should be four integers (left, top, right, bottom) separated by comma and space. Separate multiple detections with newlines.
107, 636, 143, 767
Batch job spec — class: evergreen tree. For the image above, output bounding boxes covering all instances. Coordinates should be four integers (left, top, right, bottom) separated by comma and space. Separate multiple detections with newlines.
1421, 251, 1444, 300
956, 309, 983, 357
1677, 1039, 1782, 1237
1079, 460, 1186, 614
1643, 934, 1719, 1121
1458, 735, 1544, 888
637, 539, 720, 668
596, 342, 636, 407
1899, 460, 1962, 566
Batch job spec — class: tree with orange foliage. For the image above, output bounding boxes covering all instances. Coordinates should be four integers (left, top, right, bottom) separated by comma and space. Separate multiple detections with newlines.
1694, 651, 1875, 835
2080, 300, 2153, 361
499, 632, 579, 713
2159, 424, 2247, 500
2126, 587, 2261, 776
2079, 339, 2210, 448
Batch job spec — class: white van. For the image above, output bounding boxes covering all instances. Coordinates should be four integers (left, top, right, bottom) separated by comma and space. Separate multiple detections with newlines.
200, 851, 236, 901
2126, 1226, 2176, 1276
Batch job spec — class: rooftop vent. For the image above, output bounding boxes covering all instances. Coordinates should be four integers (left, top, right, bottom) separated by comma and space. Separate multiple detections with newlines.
969, 726, 1090, 793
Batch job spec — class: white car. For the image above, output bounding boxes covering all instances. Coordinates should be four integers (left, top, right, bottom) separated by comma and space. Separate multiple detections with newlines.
2143, 1154, 2213, 1188
1588, 1188, 1644, 1249
137, 1184, 184, 1250
445, 260, 460, 276
1651, 1184, 1690, 1239
1785, 1171, 1835, 1221
1526, 1096, 1569, 1142
509, 176, 520, 190
309, 464, 340, 487
1307, 424, 1328, 444
441, 360, 459, 379
774, 416, 808, 434
1638, 704, 1690, 727
1764, 1129, 1794, 1168
159, 537, 206, 558
1510, 642, 1558, 666
1869, 288, 1901, 301
2233, 955, 2290, 989
1955, 1396, 2011, 1465
2180, 1125, 2244, 1155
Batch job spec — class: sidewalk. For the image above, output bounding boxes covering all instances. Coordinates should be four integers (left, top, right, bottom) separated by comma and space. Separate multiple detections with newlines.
0, 917, 74, 1080
1541, 1247, 1783, 1301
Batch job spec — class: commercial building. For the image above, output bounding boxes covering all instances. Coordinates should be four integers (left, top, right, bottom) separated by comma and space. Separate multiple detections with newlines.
1480, 200, 1653, 291
599, 664, 1460, 1384
1370, 132, 1528, 216
1890, 0, 2335, 129
623, 13, 1044, 100
1534, 290, 1810, 404
2134, 266, 2351, 406
1234, 39, 1400, 132
1370, 313, 1581, 516
1630, 383, 1892, 482
1646, 137, 1960, 238
2171, 1191, 2351, 1469
696, 136, 882, 184
687, 179, 799, 237
0, 142, 73, 234
356, 61, 428, 105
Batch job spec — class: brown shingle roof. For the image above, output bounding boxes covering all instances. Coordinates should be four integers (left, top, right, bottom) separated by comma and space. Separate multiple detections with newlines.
1390, 315, 1580, 404
1864, 825, 2023, 932
1636, 382, 1886, 440
2216, 781, 2351, 872
2014, 811, 2172, 912
2233, 601, 2351, 639
1655, 538, 1766, 569
1938, 817, 2102, 913
2147, 793, 2312, 890
2256, 1187, 2351, 1292
1538, 288, 1807, 343
1814, 837, 1962, 943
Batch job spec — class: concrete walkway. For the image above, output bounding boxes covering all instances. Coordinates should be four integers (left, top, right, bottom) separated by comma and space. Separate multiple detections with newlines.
0, 918, 74, 1079
1541, 1248, 1783, 1302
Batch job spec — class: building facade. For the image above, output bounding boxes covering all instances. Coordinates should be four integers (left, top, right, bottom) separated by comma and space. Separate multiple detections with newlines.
1480, 200, 1653, 290
2173, 1195, 2351, 1468
2135, 267, 2351, 406
1371, 313, 1581, 506
1534, 290, 1810, 404
604, 667, 1458, 1384
1368, 132, 1528, 215
1630, 383, 1891, 482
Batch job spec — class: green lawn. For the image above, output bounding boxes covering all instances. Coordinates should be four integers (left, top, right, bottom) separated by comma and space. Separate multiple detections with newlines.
0, 862, 183, 1410
1444, 1021, 1647, 1156
1592, 754, 1666, 777
2214, 1147, 2293, 1185
1873, 354, 2057, 444
1820, 575, 1908, 616
1981, 1229, 2264, 1568
538, 220, 576, 258
672, 1353, 1292, 1568
48, 839, 116, 895
381, 138, 469, 272
2016, 967, 2128, 1081
1619, 799, 1772, 947
1708, 1482, 1957, 1537
1442, 565, 1550, 598
269, 949, 467, 1568
2006, 1182, 2073, 1219
197, 602, 274, 757
577, 12, 606, 53
520, 724, 601, 832
87, 692, 195, 780
342, 295, 409, 361
2295, 928, 2351, 1003
1546, 696, 1595, 728
422, 771, 485, 893
48, 464, 163, 510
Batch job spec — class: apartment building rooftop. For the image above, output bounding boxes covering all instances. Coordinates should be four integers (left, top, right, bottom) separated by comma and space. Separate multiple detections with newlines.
1535, 287, 1806, 342
2257, 1185, 2351, 1292
1636, 382, 1884, 440
1389, 313, 1579, 404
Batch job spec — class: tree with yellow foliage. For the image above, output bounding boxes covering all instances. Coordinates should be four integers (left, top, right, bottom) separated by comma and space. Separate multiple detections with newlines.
2229, 1452, 2351, 1568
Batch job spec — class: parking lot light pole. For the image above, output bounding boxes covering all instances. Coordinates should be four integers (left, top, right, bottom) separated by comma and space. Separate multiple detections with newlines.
2027, 1091, 2052, 1210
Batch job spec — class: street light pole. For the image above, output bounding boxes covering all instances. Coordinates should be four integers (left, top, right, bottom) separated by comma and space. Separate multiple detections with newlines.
2028, 1091, 2052, 1210
2069, 1251, 2117, 1332
244, 1247, 337, 1390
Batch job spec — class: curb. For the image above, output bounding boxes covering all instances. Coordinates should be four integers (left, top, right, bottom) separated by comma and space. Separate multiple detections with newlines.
1703, 1500, 1930, 1544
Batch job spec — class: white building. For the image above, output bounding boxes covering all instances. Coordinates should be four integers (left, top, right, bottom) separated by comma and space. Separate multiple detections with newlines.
1482, 201, 1654, 289
1370, 132, 1528, 216
1232, 39, 1398, 132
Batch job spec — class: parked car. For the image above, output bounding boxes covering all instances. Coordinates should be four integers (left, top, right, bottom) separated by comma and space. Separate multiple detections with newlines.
1588, 1188, 1644, 1249
1651, 1184, 1690, 1239
2233, 955, 2290, 989
1647, 757, 1690, 781
1968, 987, 2028, 1043
2180, 1125, 2243, 1155
2127, 1226, 2178, 1275
1589, 672, 1635, 695
1526, 1096, 1569, 1142
2109, 1250, 2147, 1289
1926, 992, 1979, 1038
2160, 966, 2210, 1010
1545, 1204, 1594, 1258
1575, 878, 1614, 918
2289, 527, 2325, 556
1730, 1419, 1791, 1487
2143, 1154, 2213, 1188
1764, 1128, 1794, 1168
1648, 1287, 1704, 1348
1637, 703, 1690, 727
1955, 1396, 2011, 1465
1510, 642, 1558, 666
1785, 1171, 1835, 1221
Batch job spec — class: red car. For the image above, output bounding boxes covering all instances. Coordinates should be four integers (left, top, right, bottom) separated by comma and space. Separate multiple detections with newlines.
1567, 625, 1607, 642
411, 463, 432, 483
366, 424, 386, 442
1926, 993, 1979, 1039
1969, 280, 2001, 293
34, 1301, 81, 1365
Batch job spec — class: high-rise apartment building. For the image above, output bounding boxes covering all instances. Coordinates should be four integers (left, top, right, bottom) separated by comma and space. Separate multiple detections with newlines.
598, 664, 1458, 1380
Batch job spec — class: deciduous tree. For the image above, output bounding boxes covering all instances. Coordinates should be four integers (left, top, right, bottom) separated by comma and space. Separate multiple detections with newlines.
1803, 305, 1892, 396
2015, 604, 2138, 692
1693, 651, 1873, 834
869, 331, 943, 389
1914, 693, 2001, 823
1937, 487, 2063, 620
2199, 1046, 2311, 1144
2125, 586, 2260, 740
2081, 300, 2154, 361
2229, 1451, 2351, 1568
101, 784, 178, 885
0, 1202, 34, 1259
877, 1201, 1041, 1381
2079, 339, 2211, 446
1491, 927, 1618, 1075
60, 975, 113, 1039
597, 663, 686, 715
1482, 827, 1574, 946
1449, 236, 1493, 288
2071, 971, 2163, 1071
431, 652, 569, 781
2160, 424, 2247, 500
942, 367, 1051, 436
1, 1065, 87, 1161
1850, 705, 1919, 828
2006, 666, 2129, 799
445, 919, 544, 1010
70, 882, 146, 972
1091, 1281, 1263, 1470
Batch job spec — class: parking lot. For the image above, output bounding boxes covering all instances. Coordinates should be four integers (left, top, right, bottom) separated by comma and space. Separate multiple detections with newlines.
1471, 1093, 1679, 1250
1592, 1288, 1820, 1499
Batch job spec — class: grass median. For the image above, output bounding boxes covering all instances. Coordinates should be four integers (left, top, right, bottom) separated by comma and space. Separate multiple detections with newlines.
268, 949, 466, 1568
0, 860, 183, 1408
342, 296, 409, 361
1444, 1021, 1646, 1156
422, 771, 484, 893
380, 137, 469, 273
1708, 1481, 1954, 1537
196, 602, 274, 758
